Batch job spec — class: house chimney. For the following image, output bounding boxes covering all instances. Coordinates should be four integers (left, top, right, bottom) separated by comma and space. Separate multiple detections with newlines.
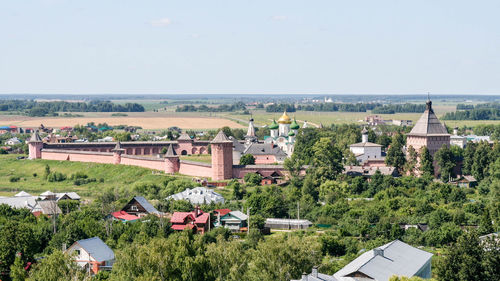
312, 266, 318, 277
302, 273, 308, 281
373, 248, 384, 257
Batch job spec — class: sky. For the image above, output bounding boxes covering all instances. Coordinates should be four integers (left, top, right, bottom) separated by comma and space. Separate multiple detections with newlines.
1, 0, 500, 95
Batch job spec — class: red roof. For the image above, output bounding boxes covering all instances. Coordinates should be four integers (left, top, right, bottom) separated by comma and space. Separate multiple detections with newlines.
171, 224, 195, 230
194, 213, 210, 224
112, 211, 139, 221
171, 212, 194, 224
214, 209, 231, 216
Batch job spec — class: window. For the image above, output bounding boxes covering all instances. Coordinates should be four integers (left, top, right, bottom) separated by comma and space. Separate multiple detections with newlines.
75, 249, 80, 256
131, 205, 138, 211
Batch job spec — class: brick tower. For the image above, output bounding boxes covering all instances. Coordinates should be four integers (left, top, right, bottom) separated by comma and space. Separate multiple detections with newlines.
112, 142, 125, 164
28, 131, 43, 159
211, 130, 233, 180
164, 144, 180, 174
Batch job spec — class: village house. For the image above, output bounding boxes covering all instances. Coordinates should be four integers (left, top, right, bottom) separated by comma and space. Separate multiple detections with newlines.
5, 137, 21, 146
121, 196, 161, 217
450, 175, 477, 188
349, 127, 383, 165
110, 211, 140, 222
295, 240, 433, 281
215, 210, 248, 232
0, 191, 65, 217
66, 237, 115, 274
171, 206, 210, 234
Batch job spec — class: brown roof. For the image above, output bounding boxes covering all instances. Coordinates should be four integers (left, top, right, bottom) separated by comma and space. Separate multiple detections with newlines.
211, 130, 232, 143
408, 100, 449, 137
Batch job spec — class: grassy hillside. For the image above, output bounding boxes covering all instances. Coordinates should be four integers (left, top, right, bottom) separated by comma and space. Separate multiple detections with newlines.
0, 154, 180, 199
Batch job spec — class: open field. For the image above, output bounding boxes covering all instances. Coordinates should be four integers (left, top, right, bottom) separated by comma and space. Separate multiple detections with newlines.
0, 113, 245, 130
226, 106, 500, 128
0, 154, 184, 199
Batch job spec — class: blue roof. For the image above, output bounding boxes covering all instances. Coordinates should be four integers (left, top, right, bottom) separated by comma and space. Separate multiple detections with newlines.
76, 237, 114, 262
133, 196, 160, 215
0, 126, 10, 130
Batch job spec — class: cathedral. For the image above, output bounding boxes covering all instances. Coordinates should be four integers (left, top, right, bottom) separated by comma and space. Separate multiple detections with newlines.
263, 111, 300, 156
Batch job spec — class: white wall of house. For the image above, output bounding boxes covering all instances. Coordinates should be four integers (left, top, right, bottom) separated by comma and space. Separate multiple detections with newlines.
350, 146, 382, 163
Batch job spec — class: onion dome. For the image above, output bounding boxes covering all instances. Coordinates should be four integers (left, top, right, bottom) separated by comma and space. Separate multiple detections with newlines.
277, 111, 292, 124
269, 119, 279, 130
290, 118, 300, 130
288, 131, 295, 136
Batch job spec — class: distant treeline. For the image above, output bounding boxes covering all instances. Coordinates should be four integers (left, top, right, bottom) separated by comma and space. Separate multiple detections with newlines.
457, 102, 500, 110
265, 103, 425, 113
175, 102, 247, 112
442, 108, 500, 120
371, 103, 426, 114
0, 100, 145, 117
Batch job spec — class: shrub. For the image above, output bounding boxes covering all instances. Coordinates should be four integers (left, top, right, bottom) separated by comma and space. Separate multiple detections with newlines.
244, 173, 262, 186
47, 172, 67, 182
9, 176, 20, 182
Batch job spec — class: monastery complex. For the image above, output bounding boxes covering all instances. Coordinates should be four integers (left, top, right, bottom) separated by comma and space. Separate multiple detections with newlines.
28, 101, 451, 180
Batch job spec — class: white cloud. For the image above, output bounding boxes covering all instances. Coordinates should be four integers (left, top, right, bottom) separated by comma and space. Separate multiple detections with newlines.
271, 15, 287, 21
150, 18, 172, 27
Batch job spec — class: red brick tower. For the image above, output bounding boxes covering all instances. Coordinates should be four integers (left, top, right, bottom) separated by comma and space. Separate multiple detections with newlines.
28, 131, 43, 159
164, 144, 180, 174
112, 142, 125, 164
211, 130, 233, 180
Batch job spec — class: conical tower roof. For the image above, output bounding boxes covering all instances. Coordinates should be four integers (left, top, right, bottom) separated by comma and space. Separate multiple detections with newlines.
408, 100, 449, 136
211, 130, 232, 143
28, 131, 42, 143
165, 144, 178, 157
177, 133, 192, 141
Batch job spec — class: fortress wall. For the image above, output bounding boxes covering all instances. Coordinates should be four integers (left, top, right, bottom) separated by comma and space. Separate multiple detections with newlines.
120, 156, 165, 171
41, 150, 115, 164
179, 161, 213, 178
253, 155, 277, 164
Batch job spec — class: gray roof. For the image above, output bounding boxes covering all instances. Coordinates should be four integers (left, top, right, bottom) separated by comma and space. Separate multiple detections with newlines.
15, 191, 32, 197
165, 144, 177, 157
333, 240, 433, 281
408, 100, 449, 137
0, 196, 38, 209
211, 130, 232, 143
350, 142, 382, 148
243, 143, 287, 156
229, 137, 246, 152
177, 133, 192, 141
55, 192, 81, 201
34, 200, 62, 215
292, 272, 337, 281
75, 237, 115, 262
167, 187, 225, 205
132, 196, 160, 215
227, 210, 248, 221
28, 132, 42, 142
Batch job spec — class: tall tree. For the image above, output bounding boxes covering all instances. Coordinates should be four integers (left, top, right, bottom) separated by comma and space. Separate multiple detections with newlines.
385, 133, 406, 173
472, 141, 492, 181
27, 251, 85, 281
404, 145, 418, 176
311, 137, 344, 182
435, 144, 456, 182
419, 147, 434, 176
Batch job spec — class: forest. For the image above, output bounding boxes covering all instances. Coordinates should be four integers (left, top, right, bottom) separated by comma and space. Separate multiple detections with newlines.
0, 100, 145, 117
